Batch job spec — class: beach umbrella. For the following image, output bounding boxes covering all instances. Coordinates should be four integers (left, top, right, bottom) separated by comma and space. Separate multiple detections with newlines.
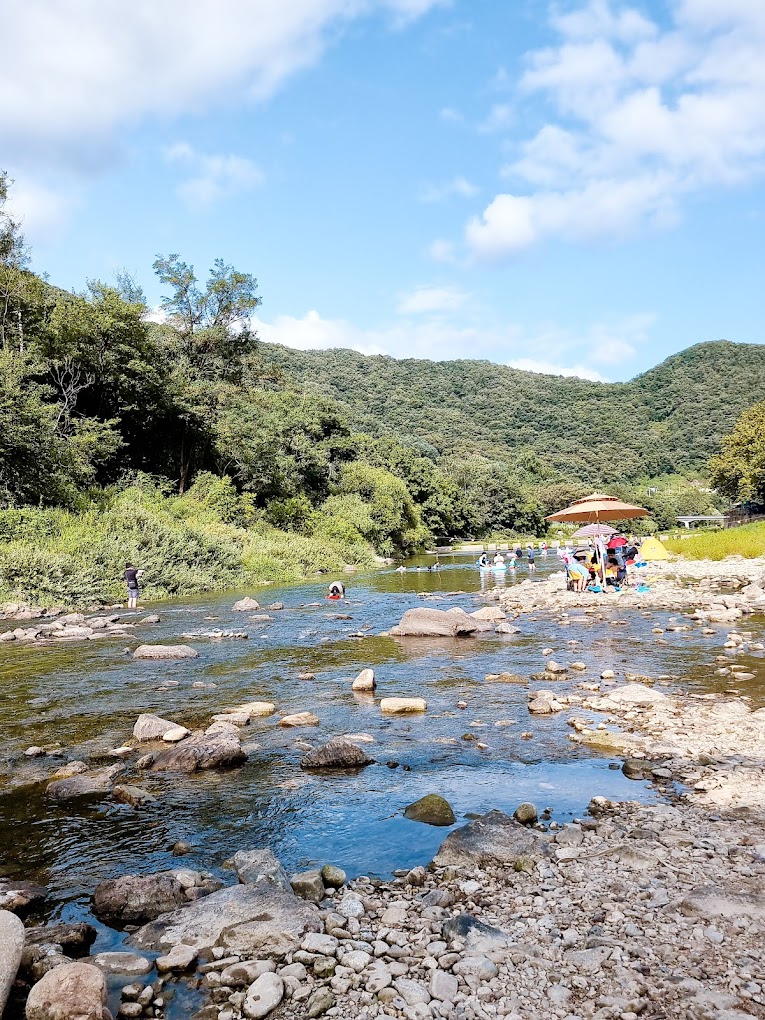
547, 493, 648, 586
571, 523, 616, 539
546, 492, 649, 525
606, 536, 628, 549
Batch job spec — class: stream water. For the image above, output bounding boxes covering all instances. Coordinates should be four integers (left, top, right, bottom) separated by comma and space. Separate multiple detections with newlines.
1, 550, 764, 975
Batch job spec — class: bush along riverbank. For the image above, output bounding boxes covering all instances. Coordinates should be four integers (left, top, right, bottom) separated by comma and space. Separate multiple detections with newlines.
0, 475, 377, 610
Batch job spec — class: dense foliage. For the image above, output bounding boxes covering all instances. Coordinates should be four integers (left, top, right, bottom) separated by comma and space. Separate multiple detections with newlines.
708, 400, 765, 505
0, 169, 758, 606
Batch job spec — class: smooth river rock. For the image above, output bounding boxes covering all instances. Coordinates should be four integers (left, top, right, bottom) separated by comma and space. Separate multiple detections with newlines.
300, 738, 373, 769
93, 872, 188, 927
404, 794, 456, 826
389, 607, 480, 638
46, 764, 125, 800
25, 962, 109, 1020
130, 882, 321, 958
132, 644, 199, 660
243, 972, 284, 1019
132, 713, 187, 741
351, 668, 376, 692
432, 809, 544, 867
90, 951, 152, 975
279, 712, 319, 727
380, 697, 427, 714
150, 730, 246, 772
233, 597, 260, 611
0, 909, 24, 1016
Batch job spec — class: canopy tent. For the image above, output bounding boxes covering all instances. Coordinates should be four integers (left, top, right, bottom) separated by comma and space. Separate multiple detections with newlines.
571, 523, 615, 539
547, 493, 649, 587
640, 536, 669, 561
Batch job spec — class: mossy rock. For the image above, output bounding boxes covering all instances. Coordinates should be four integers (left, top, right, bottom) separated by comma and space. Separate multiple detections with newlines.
404, 794, 456, 827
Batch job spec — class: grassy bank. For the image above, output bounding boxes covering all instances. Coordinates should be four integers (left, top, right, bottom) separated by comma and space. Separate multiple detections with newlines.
664, 521, 765, 560
0, 477, 376, 608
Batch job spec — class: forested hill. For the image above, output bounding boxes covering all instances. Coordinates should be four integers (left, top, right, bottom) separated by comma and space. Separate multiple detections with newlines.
262, 340, 765, 481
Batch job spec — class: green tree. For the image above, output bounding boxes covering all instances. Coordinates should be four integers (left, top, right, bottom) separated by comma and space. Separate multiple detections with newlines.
152, 254, 263, 490
709, 401, 765, 503
0, 171, 31, 351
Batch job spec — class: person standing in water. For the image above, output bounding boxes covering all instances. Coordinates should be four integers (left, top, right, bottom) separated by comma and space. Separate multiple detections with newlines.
124, 562, 141, 610
527, 546, 536, 571
327, 581, 346, 599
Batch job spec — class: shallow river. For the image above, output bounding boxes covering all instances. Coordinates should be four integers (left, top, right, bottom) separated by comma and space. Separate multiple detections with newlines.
1, 550, 764, 964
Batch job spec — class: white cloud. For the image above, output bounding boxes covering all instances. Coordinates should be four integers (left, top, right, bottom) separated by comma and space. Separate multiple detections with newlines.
509, 359, 607, 382
5, 176, 80, 243
465, 0, 765, 258
164, 142, 264, 208
0, 1, 443, 169
419, 176, 479, 202
254, 305, 655, 380
439, 106, 464, 123
396, 285, 468, 315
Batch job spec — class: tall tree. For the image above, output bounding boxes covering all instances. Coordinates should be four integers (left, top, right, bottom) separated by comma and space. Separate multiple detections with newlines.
152, 255, 262, 490
709, 400, 765, 504
0, 171, 31, 351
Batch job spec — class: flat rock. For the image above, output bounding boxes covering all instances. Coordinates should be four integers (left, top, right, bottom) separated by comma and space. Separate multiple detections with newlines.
600, 683, 668, 708
679, 887, 765, 921
233, 849, 292, 891
112, 785, 157, 807
0, 910, 24, 1015
432, 809, 544, 868
228, 701, 276, 718
93, 872, 188, 927
130, 882, 321, 958
91, 951, 152, 975
46, 764, 125, 800
24, 922, 96, 955
25, 962, 108, 1020
380, 697, 427, 714
300, 739, 373, 769
133, 644, 199, 660
404, 794, 456, 826
279, 712, 319, 727
389, 607, 479, 638
155, 944, 198, 972
150, 730, 246, 772
470, 605, 507, 622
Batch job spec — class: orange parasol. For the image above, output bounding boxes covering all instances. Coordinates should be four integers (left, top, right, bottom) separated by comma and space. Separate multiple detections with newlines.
546, 492, 648, 524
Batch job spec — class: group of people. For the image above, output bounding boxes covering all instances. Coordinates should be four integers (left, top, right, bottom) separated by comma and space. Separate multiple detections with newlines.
478, 544, 545, 571
559, 539, 642, 593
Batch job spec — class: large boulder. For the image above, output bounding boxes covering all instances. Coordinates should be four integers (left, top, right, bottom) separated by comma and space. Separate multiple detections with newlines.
93, 872, 189, 927
25, 962, 110, 1020
46, 765, 125, 800
351, 669, 375, 692
432, 810, 544, 868
133, 644, 199, 660
404, 794, 456, 826
300, 739, 373, 770
389, 608, 479, 638
279, 712, 319, 727
132, 713, 188, 741
599, 683, 668, 709
130, 882, 321, 958
25, 923, 96, 956
150, 730, 246, 772
0, 910, 24, 1016
233, 597, 260, 611
232, 849, 292, 892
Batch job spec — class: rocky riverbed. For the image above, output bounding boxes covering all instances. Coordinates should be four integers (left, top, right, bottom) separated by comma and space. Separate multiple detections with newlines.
2, 556, 765, 1019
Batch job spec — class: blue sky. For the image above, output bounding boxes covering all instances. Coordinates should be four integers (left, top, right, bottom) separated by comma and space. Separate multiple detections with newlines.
3, 0, 764, 381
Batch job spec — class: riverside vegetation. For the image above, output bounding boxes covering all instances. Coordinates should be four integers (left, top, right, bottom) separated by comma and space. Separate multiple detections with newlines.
1, 165, 765, 605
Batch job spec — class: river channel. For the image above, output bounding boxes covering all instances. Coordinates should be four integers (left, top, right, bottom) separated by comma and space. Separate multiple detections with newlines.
2, 549, 763, 962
